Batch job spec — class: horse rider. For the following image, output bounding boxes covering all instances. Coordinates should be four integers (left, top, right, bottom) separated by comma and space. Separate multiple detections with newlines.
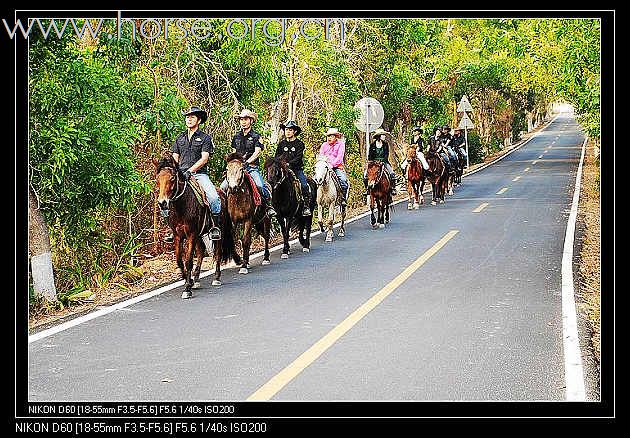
401, 126, 431, 176
452, 127, 468, 165
221, 109, 277, 218
275, 120, 311, 216
171, 106, 222, 241
441, 125, 460, 167
319, 127, 349, 206
430, 125, 452, 173
365, 128, 397, 196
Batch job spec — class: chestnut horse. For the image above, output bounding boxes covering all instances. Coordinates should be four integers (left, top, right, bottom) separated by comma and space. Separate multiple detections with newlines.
265, 157, 317, 258
425, 145, 447, 205
154, 157, 240, 298
225, 152, 271, 274
366, 160, 393, 229
405, 146, 426, 210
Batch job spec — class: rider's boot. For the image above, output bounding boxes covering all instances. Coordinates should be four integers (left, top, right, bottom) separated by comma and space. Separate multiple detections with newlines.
302, 187, 311, 216
209, 212, 222, 241
265, 195, 277, 218
390, 174, 398, 196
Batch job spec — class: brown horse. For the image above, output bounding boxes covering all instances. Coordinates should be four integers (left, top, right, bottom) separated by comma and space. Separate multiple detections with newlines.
225, 152, 271, 274
424, 147, 447, 205
153, 157, 240, 298
405, 146, 426, 210
366, 160, 393, 229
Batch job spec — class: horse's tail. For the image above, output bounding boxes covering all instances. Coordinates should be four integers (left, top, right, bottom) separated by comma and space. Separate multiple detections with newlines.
214, 201, 241, 265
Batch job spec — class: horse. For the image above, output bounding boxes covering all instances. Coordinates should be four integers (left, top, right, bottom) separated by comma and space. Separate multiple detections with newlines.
225, 152, 271, 274
313, 155, 347, 242
265, 157, 317, 258
153, 157, 240, 298
425, 145, 447, 205
366, 160, 393, 228
404, 145, 426, 210
454, 148, 466, 185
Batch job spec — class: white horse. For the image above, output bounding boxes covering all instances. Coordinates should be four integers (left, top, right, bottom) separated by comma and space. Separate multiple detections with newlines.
313, 155, 347, 242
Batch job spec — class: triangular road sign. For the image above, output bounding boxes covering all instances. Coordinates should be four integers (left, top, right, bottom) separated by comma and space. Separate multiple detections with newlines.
457, 95, 473, 113
458, 112, 474, 129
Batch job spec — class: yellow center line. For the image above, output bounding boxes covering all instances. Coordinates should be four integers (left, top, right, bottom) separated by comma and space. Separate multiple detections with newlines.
532, 160, 538, 165
246, 230, 459, 401
496, 187, 509, 195
538, 155, 543, 159
512, 176, 521, 182
543, 150, 548, 154
472, 202, 489, 213
524, 167, 530, 172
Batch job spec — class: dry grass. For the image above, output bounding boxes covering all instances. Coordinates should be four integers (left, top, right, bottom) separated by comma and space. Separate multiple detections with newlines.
576, 140, 601, 365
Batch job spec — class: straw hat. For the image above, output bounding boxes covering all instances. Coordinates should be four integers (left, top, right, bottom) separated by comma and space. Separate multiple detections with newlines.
325, 128, 342, 138
372, 128, 389, 138
235, 108, 258, 123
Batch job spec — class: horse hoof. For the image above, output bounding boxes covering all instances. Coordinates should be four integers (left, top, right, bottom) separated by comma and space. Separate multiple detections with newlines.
211, 279, 222, 286
414, 204, 420, 210
407, 204, 413, 210
431, 201, 436, 205
439, 200, 444, 204
379, 223, 385, 229
262, 259, 271, 265
192, 281, 201, 289
338, 229, 345, 237
302, 247, 310, 253
372, 223, 379, 229
239, 267, 249, 274
281, 253, 289, 259
325, 233, 333, 242
181, 290, 193, 299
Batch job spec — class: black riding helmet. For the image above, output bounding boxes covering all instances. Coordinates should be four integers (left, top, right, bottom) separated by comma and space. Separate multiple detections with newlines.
412, 126, 422, 133
442, 125, 451, 131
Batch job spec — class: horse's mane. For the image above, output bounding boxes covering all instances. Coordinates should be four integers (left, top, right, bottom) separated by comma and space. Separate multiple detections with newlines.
264, 156, 288, 171
156, 157, 181, 175
225, 152, 245, 163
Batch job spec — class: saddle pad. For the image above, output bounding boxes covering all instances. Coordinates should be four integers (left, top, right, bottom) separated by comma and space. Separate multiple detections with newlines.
245, 171, 262, 206
188, 177, 210, 207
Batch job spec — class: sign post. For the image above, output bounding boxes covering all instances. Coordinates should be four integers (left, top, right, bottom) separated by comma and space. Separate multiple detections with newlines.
457, 95, 474, 168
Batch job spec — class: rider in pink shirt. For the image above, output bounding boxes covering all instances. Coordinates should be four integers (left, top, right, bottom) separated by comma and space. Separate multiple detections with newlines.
319, 128, 349, 205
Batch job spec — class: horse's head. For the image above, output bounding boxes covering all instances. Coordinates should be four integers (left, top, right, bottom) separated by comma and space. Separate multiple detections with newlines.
313, 155, 330, 186
225, 152, 245, 190
366, 160, 384, 189
265, 157, 288, 189
152, 156, 183, 216
404, 143, 418, 164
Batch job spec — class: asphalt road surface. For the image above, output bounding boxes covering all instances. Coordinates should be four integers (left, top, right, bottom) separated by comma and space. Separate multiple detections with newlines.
29, 112, 594, 401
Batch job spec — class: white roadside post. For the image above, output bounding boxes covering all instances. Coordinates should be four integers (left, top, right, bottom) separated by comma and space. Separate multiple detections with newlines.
354, 98, 385, 201
457, 95, 474, 168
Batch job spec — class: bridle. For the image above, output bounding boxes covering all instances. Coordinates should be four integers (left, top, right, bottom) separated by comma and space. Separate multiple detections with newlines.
226, 160, 246, 193
270, 162, 288, 190
157, 166, 187, 217
315, 159, 331, 187
368, 161, 385, 187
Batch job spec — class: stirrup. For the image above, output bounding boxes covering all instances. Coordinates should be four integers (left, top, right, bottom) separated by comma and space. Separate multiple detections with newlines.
209, 227, 221, 241
302, 206, 311, 216
266, 205, 277, 217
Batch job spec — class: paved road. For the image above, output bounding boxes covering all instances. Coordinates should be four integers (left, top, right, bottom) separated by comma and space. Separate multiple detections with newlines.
29, 112, 591, 401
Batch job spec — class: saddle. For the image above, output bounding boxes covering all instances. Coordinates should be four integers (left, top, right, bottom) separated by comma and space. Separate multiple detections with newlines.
287, 168, 304, 203
188, 176, 210, 207
244, 171, 262, 206
329, 168, 346, 204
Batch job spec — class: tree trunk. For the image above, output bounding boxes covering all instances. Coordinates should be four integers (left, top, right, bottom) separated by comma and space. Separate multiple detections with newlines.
28, 185, 57, 302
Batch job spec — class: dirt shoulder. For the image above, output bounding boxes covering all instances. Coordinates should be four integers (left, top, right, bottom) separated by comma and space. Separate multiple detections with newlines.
575, 139, 601, 368
28, 118, 555, 333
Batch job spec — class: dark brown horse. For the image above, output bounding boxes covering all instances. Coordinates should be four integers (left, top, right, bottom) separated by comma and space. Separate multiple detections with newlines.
265, 157, 316, 258
424, 146, 447, 205
225, 152, 271, 274
366, 160, 393, 229
405, 145, 426, 210
153, 157, 240, 298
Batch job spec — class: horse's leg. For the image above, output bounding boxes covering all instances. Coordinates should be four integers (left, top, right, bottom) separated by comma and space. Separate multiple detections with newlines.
378, 197, 385, 228
318, 201, 325, 233
370, 193, 377, 227
280, 216, 290, 259
192, 238, 204, 289
239, 220, 252, 274
419, 177, 425, 204
385, 196, 390, 223
174, 234, 185, 279
262, 217, 271, 265
325, 202, 334, 242
407, 179, 413, 210
213, 232, 223, 287
302, 215, 312, 252
339, 204, 346, 237
181, 235, 195, 298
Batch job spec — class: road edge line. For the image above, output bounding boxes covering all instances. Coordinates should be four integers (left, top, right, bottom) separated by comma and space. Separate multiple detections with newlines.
561, 136, 588, 401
